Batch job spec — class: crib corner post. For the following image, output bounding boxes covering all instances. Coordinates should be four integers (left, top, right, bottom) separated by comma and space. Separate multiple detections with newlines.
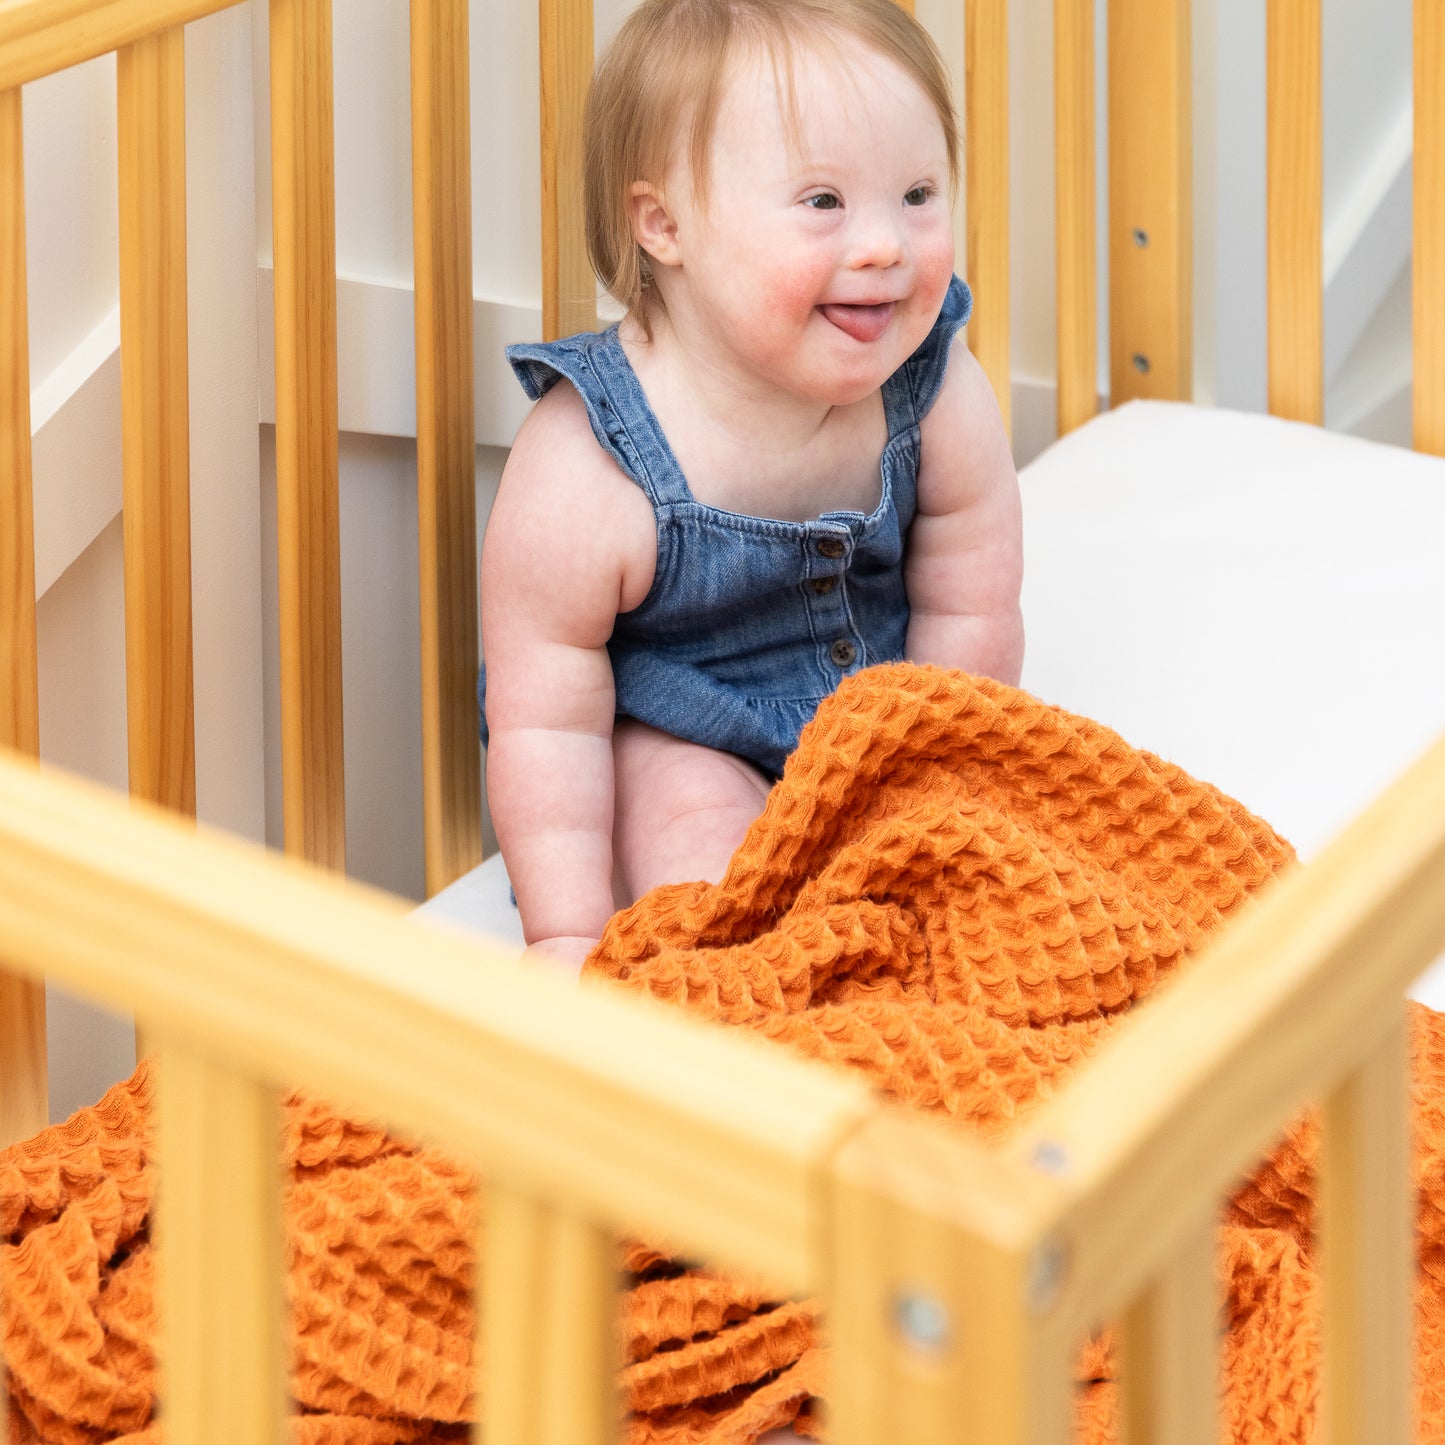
823, 1109, 1074, 1445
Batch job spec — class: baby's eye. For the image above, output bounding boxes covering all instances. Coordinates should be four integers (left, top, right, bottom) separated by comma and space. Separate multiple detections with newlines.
904, 185, 936, 207
804, 192, 841, 211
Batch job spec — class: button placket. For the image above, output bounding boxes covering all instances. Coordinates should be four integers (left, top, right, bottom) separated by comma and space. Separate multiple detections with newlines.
807, 530, 848, 596
806, 527, 859, 675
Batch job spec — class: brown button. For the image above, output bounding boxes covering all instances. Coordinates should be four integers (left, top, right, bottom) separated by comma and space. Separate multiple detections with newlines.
811, 576, 837, 595
816, 537, 846, 559
830, 639, 857, 667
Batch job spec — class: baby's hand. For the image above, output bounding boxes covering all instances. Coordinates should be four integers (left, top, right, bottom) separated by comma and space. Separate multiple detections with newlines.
522, 935, 600, 980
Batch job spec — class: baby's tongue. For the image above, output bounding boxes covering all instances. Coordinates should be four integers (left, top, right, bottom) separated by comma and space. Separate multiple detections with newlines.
818, 301, 894, 344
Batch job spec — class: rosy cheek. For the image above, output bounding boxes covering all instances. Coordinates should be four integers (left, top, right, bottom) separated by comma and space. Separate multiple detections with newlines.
759, 257, 833, 318
917, 231, 956, 295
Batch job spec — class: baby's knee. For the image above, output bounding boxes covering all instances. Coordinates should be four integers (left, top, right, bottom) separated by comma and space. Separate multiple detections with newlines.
611, 724, 770, 897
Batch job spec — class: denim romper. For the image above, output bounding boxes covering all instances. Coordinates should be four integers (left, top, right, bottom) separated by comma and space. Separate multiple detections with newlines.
481, 274, 973, 779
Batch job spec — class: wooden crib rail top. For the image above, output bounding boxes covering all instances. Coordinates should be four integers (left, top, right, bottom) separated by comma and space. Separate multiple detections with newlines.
0, 0, 242, 88
0, 748, 878, 1294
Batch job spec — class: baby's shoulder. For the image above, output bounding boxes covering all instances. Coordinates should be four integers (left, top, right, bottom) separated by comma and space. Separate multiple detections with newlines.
510, 374, 605, 461
492, 379, 657, 606
504, 380, 635, 501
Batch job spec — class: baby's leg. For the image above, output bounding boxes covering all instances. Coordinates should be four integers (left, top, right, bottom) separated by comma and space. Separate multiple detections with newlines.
612, 719, 773, 904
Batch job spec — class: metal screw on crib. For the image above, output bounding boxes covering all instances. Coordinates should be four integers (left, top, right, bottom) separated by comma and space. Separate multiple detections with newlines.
1026, 1236, 1071, 1314
1030, 1139, 1071, 1177
1132, 226, 1149, 247
1132, 353, 1151, 375
892, 1291, 952, 1354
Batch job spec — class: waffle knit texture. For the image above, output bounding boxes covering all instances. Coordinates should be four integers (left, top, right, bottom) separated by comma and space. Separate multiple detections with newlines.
4, 664, 1444, 1443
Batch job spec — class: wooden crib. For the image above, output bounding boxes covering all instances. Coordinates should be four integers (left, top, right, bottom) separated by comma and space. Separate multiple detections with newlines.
2, 0, 1444, 1440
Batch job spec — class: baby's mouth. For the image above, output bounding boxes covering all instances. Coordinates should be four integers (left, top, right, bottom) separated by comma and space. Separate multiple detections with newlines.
818, 301, 896, 344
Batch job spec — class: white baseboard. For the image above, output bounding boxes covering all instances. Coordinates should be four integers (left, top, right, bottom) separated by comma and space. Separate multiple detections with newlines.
254, 269, 540, 449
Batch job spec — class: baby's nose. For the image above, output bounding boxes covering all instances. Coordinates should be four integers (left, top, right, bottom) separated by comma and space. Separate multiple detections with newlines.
845, 207, 906, 268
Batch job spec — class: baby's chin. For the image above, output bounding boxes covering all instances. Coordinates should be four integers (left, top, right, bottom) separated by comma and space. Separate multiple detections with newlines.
801, 339, 917, 405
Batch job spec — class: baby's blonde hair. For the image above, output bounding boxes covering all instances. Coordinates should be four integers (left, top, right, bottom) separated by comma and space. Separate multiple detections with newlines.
583, 0, 959, 337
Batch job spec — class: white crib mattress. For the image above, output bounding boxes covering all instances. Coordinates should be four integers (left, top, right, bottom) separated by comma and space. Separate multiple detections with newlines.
418, 399, 1445, 1011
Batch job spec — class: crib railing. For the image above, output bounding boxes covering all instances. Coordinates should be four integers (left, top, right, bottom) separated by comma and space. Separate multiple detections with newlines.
0, 748, 877, 1444
4, 0, 1445, 1435
3, 668, 1444, 1441
0, 0, 484, 1138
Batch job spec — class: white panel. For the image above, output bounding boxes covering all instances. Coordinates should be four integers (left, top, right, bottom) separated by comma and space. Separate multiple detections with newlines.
1323, 0, 1412, 246
259, 427, 506, 900
30, 318, 122, 598
36, 515, 128, 789
1322, 99, 1412, 381
471, 0, 543, 302
35, 515, 139, 1118
1212, 0, 1267, 414
21, 57, 120, 384
332, 0, 413, 283
1003, 0, 1056, 385
250, 0, 549, 304
187, 5, 267, 843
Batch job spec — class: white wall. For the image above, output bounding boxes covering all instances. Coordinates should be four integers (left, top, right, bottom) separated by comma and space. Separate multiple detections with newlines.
21, 0, 1416, 1116
25, 5, 263, 1121
1212, 0, 1414, 426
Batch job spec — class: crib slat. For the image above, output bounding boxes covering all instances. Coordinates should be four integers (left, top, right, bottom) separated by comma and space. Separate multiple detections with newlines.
1417, 0, 1445, 456
891, 0, 915, 15
0, 972, 45, 1146
539, 0, 595, 340
0, 89, 38, 764
481, 1185, 620, 1445
829, 1111, 1073, 1445
411, 0, 482, 896
1108, 0, 1192, 405
1054, 0, 1097, 436
0, 88, 48, 1147
1319, 1010, 1415, 1442
156, 1045, 287, 1445
117, 25, 196, 818
1118, 1212, 1219, 1445
1265, 0, 1323, 425
271, 0, 345, 870
965, 0, 1010, 437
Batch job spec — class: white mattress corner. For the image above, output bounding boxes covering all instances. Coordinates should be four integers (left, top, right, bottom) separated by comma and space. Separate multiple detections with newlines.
1021, 400, 1445, 1002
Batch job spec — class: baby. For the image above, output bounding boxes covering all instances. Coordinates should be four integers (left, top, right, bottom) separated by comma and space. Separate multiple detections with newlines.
480, 0, 1023, 972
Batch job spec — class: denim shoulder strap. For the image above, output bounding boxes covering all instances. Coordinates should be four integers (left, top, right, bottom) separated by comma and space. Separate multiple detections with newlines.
881, 274, 974, 436
506, 329, 672, 504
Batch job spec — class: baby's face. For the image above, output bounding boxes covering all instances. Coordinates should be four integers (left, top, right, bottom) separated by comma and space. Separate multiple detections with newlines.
655, 33, 955, 405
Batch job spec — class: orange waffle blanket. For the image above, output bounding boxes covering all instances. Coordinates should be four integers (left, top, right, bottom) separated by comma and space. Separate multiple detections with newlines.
4, 665, 1445, 1443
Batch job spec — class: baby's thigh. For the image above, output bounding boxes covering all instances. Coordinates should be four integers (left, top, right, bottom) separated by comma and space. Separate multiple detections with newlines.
612, 720, 772, 902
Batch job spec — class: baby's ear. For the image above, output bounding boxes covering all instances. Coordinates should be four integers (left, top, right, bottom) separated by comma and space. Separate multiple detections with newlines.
627, 182, 682, 269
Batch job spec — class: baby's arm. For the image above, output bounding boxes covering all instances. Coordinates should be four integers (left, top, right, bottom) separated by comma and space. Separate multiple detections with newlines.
905, 339, 1025, 682
481, 383, 656, 967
